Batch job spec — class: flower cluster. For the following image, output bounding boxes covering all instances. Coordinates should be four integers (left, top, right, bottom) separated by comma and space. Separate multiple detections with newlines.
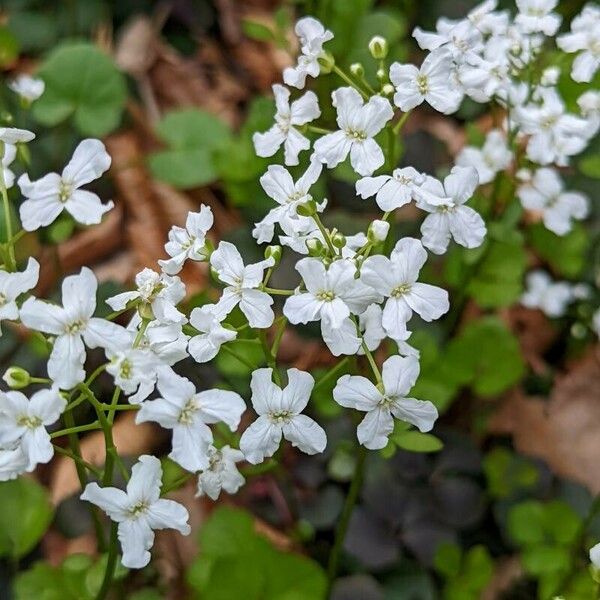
0, 0, 598, 574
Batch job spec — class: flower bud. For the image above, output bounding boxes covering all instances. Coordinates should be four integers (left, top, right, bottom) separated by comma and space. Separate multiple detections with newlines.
138, 302, 155, 321
376, 68, 386, 81
350, 63, 364, 78
541, 66, 560, 86
331, 232, 346, 249
368, 36, 388, 60
296, 199, 317, 217
3, 366, 31, 389
265, 244, 282, 264
317, 51, 335, 74
306, 238, 324, 256
381, 83, 395, 96
368, 219, 390, 243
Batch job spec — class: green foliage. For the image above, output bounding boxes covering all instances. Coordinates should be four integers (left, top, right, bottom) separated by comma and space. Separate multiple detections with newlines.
0, 477, 53, 559
14, 553, 128, 600
483, 447, 538, 499
391, 430, 443, 453
0, 26, 20, 66
148, 109, 232, 189
579, 154, 600, 179
528, 223, 590, 278
434, 543, 493, 600
33, 42, 126, 136
444, 317, 525, 397
186, 506, 327, 599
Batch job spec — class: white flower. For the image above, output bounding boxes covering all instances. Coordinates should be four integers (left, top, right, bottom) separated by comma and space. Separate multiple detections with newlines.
188, 304, 236, 363
196, 445, 245, 500
517, 168, 589, 235
0, 128, 35, 144
356, 166, 425, 211
361, 237, 449, 341
467, 0, 510, 35
129, 317, 190, 366
253, 84, 320, 166
415, 166, 486, 254
239, 368, 326, 464
456, 129, 512, 184
210, 241, 275, 328
521, 270, 573, 317
9, 75, 45, 102
390, 49, 463, 115
333, 355, 438, 449
81, 455, 190, 569
369, 219, 390, 243
136, 369, 245, 472
283, 17, 333, 89
18, 139, 113, 231
0, 257, 39, 334
590, 542, 600, 569
0, 444, 28, 481
283, 257, 381, 330
515, 0, 561, 34
413, 19, 483, 62
0, 387, 65, 470
20, 267, 122, 389
313, 87, 393, 176
2, 143, 17, 189
253, 157, 323, 243
107, 268, 186, 325
578, 91, 600, 136
158, 205, 213, 275
557, 4, 600, 83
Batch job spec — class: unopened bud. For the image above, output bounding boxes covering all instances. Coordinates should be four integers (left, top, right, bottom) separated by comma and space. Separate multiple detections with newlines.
382, 83, 395, 96
306, 238, 324, 256
368, 36, 388, 60
350, 63, 364, 78
318, 51, 335, 74
3, 366, 30, 389
541, 66, 560, 86
376, 68, 387, 82
331, 232, 346, 249
138, 302, 155, 321
368, 219, 390, 243
296, 199, 317, 217
265, 244, 282, 264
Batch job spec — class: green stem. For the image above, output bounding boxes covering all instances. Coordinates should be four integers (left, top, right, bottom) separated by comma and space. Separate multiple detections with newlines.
271, 317, 288, 357
0, 155, 16, 271
392, 110, 411, 135
51, 421, 101, 438
259, 329, 281, 385
326, 443, 367, 587
97, 522, 119, 600
306, 125, 333, 135
311, 212, 337, 257
52, 444, 102, 477
162, 473, 195, 495
361, 341, 382, 386
262, 287, 294, 296
332, 65, 369, 99
313, 357, 351, 393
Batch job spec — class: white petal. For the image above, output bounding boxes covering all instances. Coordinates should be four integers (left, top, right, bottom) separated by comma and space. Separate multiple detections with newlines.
239, 289, 274, 328
146, 498, 190, 534
65, 190, 113, 225
126, 455, 162, 504
282, 368, 314, 414
282, 415, 327, 454
62, 139, 111, 188
405, 282, 449, 321
357, 407, 394, 449
391, 398, 438, 432
239, 416, 282, 464
333, 374, 381, 411
118, 519, 154, 569
382, 355, 420, 397
196, 389, 246, 430
81, 482, 129, 521
48, 334, 86, 389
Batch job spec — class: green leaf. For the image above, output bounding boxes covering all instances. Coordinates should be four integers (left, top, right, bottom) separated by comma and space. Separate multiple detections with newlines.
0, 26, 20, 67
528, 222, 589, 278
392, 431, 443, 453
242, 19, 275, 42
434, 542, 462, 579
579, 154, 600, 179
445, 317, 525, 397
0, 478, 54, 559
33, 43, 126, 136
507, 501, 546, 546
148, 109, 232, 189
521, 544, 570, 575
482, 447, 538, 499
542, 501, 581, 545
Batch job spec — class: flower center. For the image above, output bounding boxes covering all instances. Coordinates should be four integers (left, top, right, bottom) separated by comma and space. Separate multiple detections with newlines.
416, 74, 429, 95
395, 174, 413, 185
208, 449, 223, 472
178, 397, 199, 424
181, 235, 196, 251
316, 290, 335, 302
138, 277, 164, 302
119, 359, 133, 380
345, 128, 367, 141
436, 203, 456, 213
269, 410, 293, 424
391, 283, 411, 298
378, 395, 397, 408
17, 414, 42, 429
58, 179, 73, 202
128, 500, 149, 518
65, 319, 86, 334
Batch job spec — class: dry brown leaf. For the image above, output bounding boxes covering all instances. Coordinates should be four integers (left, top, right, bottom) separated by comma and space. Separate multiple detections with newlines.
490, 346, 600, 493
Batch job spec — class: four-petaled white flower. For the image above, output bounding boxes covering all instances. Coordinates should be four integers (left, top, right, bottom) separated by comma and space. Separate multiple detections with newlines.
0, 444, 28, 481
517, 168, 589, 235
18, 139, 113, 231
558, 4, 600, 83
188, 304, 236, 363
456, 129, 512, 184
81, 455, 190, 569
0, 387, 65, 471
515, 0, 561, 35
136, 369, 245, 472
415, 166, 486, 254
390, 49, 462, 115
314, 87, 393, 176
0, 258, 39, 335
253, 84, 320, 166
9, 75, 45, 102
356, 167, 426, 211
333, 355, 438, 449
20, 268, 122, 389
210, 241, 275, 328
158, 205, 213, 275
521, 270, 573, 317
283, 17, 333, 89
361, 238, 449, 341
240, 367, 327, 464
284, 257, 381, 330
107, 268, 186, 325
196, 445, 245, 501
